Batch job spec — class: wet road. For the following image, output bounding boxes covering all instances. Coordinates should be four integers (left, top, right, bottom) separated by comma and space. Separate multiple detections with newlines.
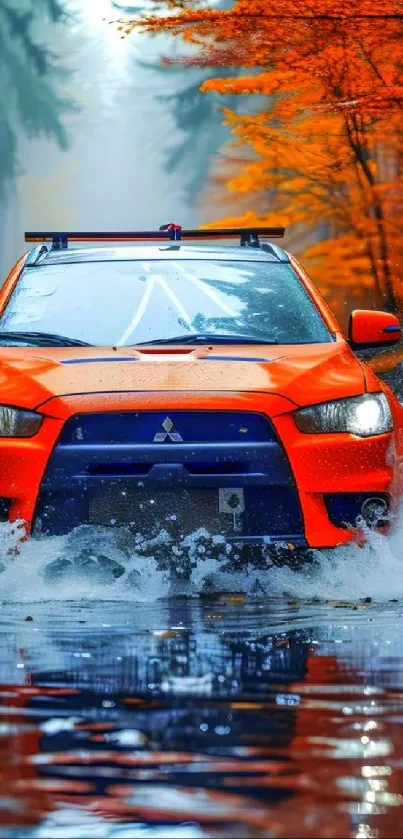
1, 588, 403, 838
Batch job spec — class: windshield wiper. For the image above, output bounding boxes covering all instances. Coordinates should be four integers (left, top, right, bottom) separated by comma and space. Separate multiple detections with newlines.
135, 332, 278, 346
0, 331, 93, 347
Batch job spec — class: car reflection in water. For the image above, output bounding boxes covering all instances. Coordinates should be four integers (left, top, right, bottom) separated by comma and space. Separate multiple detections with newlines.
0, 598, 402, 838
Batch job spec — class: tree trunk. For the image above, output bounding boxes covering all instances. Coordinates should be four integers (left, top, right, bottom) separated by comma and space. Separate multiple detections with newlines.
345, 114, 396, 312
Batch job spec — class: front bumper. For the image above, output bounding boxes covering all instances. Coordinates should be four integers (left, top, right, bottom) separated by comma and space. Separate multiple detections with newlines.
0, 392, 397, 548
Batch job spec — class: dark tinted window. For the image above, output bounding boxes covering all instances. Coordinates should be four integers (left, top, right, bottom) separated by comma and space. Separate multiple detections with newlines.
0, 259, 331, 345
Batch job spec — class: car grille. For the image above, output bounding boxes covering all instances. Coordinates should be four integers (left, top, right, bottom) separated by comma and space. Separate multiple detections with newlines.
34, 411, 305, 544
58, 411, 276, 444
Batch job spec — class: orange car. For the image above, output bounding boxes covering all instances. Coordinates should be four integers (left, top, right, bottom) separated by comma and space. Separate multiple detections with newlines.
0, 224, 402, 556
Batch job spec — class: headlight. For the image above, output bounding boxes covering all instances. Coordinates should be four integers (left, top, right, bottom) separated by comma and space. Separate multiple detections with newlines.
0, 406, 43, 437
294, 393, 393, 437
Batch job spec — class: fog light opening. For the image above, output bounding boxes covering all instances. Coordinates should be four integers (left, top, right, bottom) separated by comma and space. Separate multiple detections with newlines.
0, 498, 11, 523
360, 497, 389, 527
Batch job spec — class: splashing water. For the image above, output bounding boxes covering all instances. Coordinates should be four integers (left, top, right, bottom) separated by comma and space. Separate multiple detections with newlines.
0, 507, 402, 603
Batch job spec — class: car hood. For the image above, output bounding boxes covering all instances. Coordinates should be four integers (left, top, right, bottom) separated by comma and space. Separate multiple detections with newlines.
0, 343, 366, 415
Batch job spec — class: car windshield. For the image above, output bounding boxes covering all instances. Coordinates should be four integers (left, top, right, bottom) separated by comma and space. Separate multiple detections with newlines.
0, 259, 332, 346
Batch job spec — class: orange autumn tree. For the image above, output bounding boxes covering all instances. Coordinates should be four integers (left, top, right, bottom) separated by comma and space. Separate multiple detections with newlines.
121, 0, 403, 323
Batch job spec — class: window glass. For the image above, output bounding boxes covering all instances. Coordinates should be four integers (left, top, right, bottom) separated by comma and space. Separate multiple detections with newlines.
0, 259, 332, 345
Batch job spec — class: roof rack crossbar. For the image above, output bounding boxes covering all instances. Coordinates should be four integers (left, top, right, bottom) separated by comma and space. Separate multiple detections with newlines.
25, 225, 286, 250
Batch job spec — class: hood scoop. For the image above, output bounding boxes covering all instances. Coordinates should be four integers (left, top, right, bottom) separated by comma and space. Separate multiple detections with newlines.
136, 347, 195, 355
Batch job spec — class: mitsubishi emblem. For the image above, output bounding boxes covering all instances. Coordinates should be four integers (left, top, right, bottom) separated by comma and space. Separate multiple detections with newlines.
153, 416, 183, 443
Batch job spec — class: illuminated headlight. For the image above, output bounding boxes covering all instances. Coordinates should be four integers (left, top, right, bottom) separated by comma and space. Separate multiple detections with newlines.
0, 406, 43, 437
294, 393, 393, 437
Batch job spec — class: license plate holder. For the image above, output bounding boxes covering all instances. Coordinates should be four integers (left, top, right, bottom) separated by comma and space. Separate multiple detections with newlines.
89, 486, 245, 535
219, 488, 245, 515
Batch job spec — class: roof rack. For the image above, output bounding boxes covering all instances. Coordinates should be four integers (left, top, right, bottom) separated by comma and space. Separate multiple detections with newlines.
25, 224, 286, 251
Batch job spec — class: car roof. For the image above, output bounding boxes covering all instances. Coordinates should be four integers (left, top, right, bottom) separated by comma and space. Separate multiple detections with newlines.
28, 243, 289, 267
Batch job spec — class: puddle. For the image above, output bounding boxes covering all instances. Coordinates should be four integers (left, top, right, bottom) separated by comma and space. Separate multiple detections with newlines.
0, 514, 402, 835
0, 597, 402, 837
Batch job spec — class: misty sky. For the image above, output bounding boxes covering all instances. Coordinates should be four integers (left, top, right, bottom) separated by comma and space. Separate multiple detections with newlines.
1, 0, 198, 275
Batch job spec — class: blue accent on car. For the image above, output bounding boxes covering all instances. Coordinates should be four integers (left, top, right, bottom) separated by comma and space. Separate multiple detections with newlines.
33, 411, 306, 544
60, 357, 138, 365
60, 355, 273, 364
324, 492, 390, 528
59, 411, 276, 445
60, 356, 271, 365
382, 325, 401, 333
204, 356, 272, 363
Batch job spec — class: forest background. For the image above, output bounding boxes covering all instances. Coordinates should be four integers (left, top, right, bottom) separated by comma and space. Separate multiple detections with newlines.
121, 0, 403, 333
1, 0, 402, 373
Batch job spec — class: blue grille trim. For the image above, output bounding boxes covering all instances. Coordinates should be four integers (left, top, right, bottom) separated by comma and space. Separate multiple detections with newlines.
40, 442, 293, 489
34, 410, 306, 540
59, 411, 276, 445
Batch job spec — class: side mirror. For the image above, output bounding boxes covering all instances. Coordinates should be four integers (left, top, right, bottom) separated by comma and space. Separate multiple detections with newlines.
349, 309, 401, 350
